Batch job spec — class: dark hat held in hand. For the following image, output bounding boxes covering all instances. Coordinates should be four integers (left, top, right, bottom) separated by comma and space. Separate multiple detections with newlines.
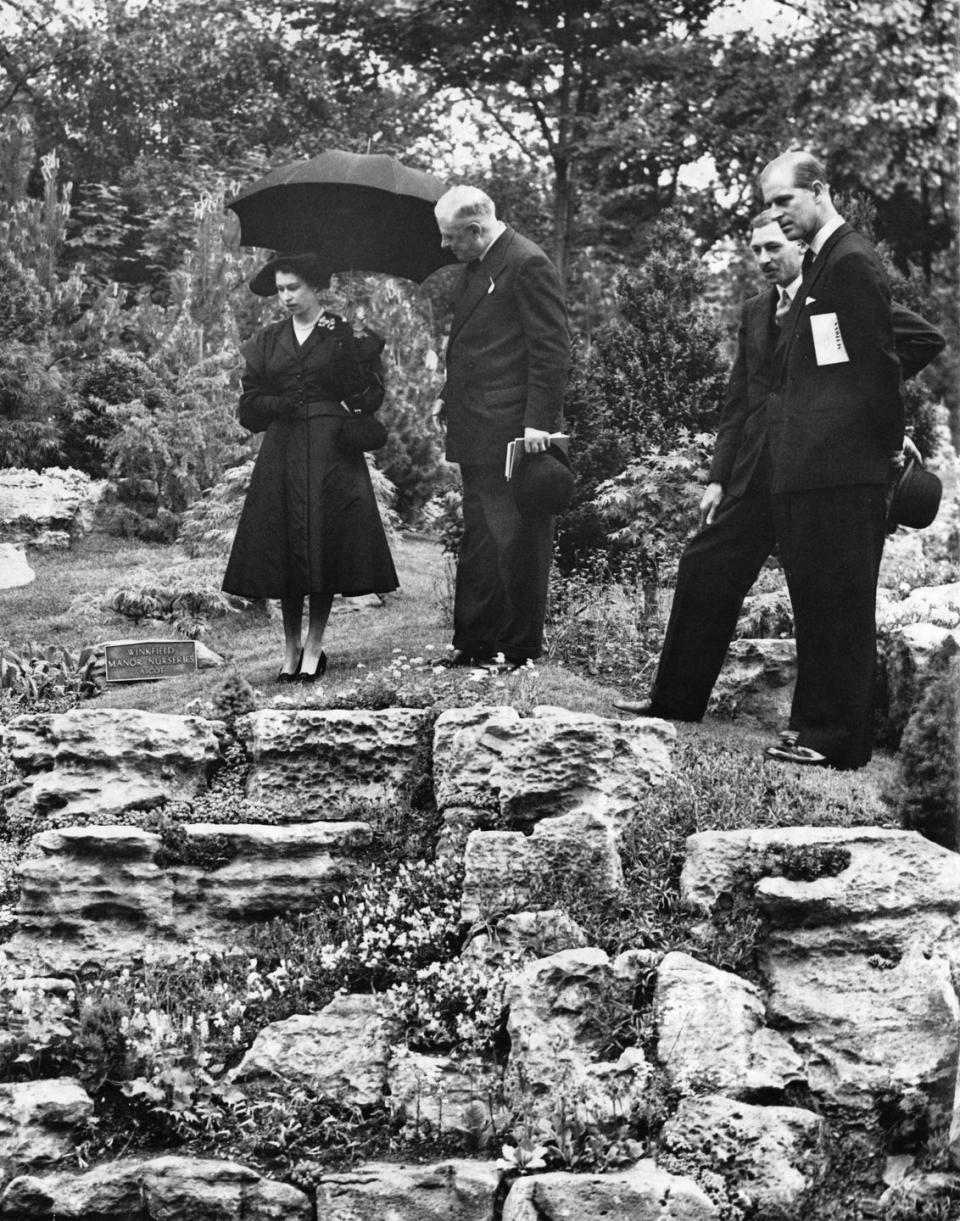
887, 457, 942, 531
512, 444, 575, 518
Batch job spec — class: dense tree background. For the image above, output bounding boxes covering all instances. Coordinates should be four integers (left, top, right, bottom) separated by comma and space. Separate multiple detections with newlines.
0, 0, 956, 537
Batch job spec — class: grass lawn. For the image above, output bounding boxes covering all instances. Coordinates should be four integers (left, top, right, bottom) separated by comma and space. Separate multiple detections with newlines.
0, 528, 900, 818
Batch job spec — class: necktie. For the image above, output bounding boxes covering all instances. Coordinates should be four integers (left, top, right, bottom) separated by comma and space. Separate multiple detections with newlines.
802, 248, 815, 275
775, 288, 792, 327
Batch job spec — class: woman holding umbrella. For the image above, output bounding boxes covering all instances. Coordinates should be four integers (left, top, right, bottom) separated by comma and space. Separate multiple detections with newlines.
222, 252, 398, 681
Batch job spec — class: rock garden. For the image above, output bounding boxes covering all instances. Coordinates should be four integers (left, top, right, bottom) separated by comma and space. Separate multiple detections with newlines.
0, 419, 957, 1221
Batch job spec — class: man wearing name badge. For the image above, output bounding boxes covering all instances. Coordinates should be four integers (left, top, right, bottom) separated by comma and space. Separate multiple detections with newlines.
432, 185, 571, 671
612, 184, 944, 771
756, 148, 912, 769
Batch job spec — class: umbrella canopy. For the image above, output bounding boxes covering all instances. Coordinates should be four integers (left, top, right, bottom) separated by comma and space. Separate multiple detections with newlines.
225, 150, 458, 284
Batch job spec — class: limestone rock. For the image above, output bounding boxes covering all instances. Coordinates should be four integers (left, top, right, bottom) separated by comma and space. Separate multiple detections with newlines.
878, 531, 929, 592
461, 813, 623, 923
433, 705, 674, 830
463, 909, 589, 965
0, 1079, 93, 1185
173, 821, 372, 922
316, 1159, 499, 1221
707, 639, 796, 729
236, 707, 431, 820
0, 545, 34, 591
386, 1052, 498, 1137
680, 826, 960, 922
878, 1171, 960, 1215
501, 1161, 718, 1220
505, 948, 633, 1090
0, 1154, 310, 1219
10, 825, 174, 974
194, 641, 225, 669
228, 994, 388, 1107
660, 1095, 825, 1214
877, 581, 960, 631
766, 941, 959, 1107
6, 821, 370, 973
681, 827, 960, 1111
0, 467, 104, 550
654, 952, 803, 1098
5, 709, 221, 822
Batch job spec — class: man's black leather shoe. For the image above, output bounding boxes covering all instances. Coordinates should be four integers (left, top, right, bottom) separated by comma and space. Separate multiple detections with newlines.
479, 656, 534, 673
763, 741, 826, 765
438, 649, 493, 669
611, 698, 699, 722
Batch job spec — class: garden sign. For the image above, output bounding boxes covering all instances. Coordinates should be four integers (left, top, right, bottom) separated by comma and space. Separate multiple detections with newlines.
104, 640, 197, 683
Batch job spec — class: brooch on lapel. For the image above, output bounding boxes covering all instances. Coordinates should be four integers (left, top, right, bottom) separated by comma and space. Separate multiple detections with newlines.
316, 314, 337, 331
487, 276, 495, 295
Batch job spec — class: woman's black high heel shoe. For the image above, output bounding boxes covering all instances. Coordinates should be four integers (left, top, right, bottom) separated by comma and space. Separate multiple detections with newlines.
298, 650, 327, 683
277, 650, 303, 683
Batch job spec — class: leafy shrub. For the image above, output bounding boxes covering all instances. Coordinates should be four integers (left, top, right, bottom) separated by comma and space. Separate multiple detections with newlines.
60, 351, 170, 477
421, 485, 464, 559
0, 642, 103, 706
346, 276, 446, 524
895, 652, 960, 850
178, 461, 252, 558
558, 211, 728, 575
546, 556, 661, 682
61, 346, 246, 542
209, 671, 257, 723
590, 429, 713, 593
0, 251, 67, 469
105, 580, 240, 638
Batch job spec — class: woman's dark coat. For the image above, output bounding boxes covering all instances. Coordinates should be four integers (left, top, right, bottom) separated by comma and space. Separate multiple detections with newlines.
222, 313, 398, 600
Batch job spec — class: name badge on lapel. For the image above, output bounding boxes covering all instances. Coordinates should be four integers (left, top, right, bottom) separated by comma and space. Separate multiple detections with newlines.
809, 312, 850, 366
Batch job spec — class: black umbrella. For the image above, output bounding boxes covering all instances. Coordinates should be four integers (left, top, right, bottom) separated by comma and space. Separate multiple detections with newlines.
225, 150, 458, 284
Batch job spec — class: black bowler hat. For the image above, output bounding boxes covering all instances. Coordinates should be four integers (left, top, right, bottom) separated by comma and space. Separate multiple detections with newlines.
512, 444, 575, 518
888, 457, 943, 530
250, 252, 332, 297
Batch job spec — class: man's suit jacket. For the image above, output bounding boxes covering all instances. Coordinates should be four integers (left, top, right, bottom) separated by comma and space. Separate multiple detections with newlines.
709, 280, 945, 501
708, 285, 779, 498
766, 223, 903, 494
441, 227, 570, 466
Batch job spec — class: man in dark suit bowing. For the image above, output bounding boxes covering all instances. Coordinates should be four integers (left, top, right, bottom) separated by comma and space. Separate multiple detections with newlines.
614, 181, 944, 770
433, 185, 570, 669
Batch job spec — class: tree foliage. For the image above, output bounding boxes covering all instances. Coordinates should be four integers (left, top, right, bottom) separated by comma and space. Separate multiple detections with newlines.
290, 0, 726, 277
557, 211, 728, 575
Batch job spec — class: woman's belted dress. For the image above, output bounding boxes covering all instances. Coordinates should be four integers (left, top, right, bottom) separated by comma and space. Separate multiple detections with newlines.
222, 313, 399, 599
